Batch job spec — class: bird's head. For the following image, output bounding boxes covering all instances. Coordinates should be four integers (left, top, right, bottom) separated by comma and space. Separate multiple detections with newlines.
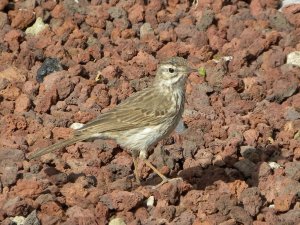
154, 57, 196, 89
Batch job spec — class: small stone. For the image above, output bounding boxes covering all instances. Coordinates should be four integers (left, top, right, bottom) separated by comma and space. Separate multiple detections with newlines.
12, 178, 44, 198
11, 216, 25, 225
158, 182, 183, 205
258, 162, 272, 178
215, 193, 237, 215
25, 17, 49, 36
15, 94, 31, 113
213, 154, 225, 166
240, 146, 260, 162
60, 178, 90, 206
11, 9, 35, 29
274, 194, 296, 212
159, 29, 176, 42
284, 161, 300, 180
287, 51, 300, 66
278, 209, 300, 224
2, 197, 27, 217
1, 163, 18, 187
234, 159, 256, 177
70, 122, 84, 130
240, 187, 263, 216
108, 7, 127, 19
128, 4, 144, 24
152, 205, 176, 222
35, 194, 55, 206
219, 219, 236, 225
0, 12, 8, 29
100, 190, 144, 211
0, 67, 27, 83
174, 24, 194, 40
113, 17, 129, 31
34, 87, 57, 113
266, 77, 298, 103
229, 206, 253, 224
36, 58, 63, 83
23, 81, 38, 96
261, 175, 300, 203
146, 196, 155, 207
109, 218, 126, 225
268, 161, 282, 169
268, 10, 294, 32
0, 85, 21, 100
243, 129, 259, 146
0, 77, 9, 91
0, 0, 8, 11
3, 29, 23, 51
101, 65, 118, 80
24, 210, 40, 225
171, 209, 196, 225
196, 9, 215, 31
0, 148, 25, 162
194, 149, 213, 168
140, 23, 154, 39
205, 61, 226, 90
284, 107, 300, 120
95, 202, 109, 224
294, 147, 300, 160
64, 205, 96, 224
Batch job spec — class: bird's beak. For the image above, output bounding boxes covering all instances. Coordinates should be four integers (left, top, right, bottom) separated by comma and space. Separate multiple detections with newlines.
187, 67, 198, 74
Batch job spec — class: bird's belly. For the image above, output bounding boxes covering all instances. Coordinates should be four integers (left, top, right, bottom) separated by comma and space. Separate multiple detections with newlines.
121, 127, 162, 148
115, 124, 173, 158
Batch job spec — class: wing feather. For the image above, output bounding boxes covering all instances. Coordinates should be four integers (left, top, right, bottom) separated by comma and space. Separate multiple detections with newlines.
74, 88, 176, 136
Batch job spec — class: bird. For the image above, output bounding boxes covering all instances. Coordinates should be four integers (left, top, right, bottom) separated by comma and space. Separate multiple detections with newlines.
28, 56, 196, 187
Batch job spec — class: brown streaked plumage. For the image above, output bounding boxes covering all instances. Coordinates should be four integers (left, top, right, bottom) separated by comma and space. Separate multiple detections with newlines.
28, 57, 196, 186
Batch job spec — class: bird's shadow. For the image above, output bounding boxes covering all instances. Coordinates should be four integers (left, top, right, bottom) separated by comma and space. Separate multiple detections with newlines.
140, 144, 284, 190
41, 143, 283, 191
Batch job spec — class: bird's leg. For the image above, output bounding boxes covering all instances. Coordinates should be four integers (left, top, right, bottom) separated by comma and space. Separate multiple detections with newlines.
192, 0, 198, 7
143, 159, 169, 184
132, 156, 141, 184
140, 151, 182, 188
132, 150, 141, 184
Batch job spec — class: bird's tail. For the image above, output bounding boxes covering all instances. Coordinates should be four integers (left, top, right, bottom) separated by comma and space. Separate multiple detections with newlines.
28, 135, 91, 160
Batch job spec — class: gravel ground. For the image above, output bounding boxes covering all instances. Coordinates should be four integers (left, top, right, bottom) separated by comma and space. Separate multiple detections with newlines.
0, 0, 300, 225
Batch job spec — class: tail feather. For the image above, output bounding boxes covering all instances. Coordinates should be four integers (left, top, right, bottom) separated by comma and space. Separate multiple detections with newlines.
28, 135, 90, 160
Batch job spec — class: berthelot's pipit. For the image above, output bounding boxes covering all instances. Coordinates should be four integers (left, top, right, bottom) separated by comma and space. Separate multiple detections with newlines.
28, 57, 196, 186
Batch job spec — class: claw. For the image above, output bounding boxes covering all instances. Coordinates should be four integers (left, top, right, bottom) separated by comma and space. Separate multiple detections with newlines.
153, 177, 183, 189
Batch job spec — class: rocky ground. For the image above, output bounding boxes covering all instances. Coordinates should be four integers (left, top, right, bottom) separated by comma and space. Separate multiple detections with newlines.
0, 0, 300, 224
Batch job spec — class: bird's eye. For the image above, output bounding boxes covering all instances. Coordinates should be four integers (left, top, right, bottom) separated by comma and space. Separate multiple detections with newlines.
168, 68, 175, 73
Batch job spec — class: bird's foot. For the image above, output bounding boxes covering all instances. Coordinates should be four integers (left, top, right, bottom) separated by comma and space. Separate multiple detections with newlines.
142, 159, 183, 188
153, 177, 183, 189
192, 0, 199, 7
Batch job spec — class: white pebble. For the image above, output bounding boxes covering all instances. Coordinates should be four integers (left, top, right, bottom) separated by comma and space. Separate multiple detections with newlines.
212, 56, 233, 63
268, 162, 282, 169
11, 216, 25, 225
287, 51, 300, 67
109, 218, 126, 225
25, 17, 49, 36
146, 196, 155, 207
70, 122, 85, 130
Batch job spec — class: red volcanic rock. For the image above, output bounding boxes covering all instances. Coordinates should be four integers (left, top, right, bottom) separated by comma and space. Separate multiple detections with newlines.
0, 0, 299, 224
100, 190, 144, 211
